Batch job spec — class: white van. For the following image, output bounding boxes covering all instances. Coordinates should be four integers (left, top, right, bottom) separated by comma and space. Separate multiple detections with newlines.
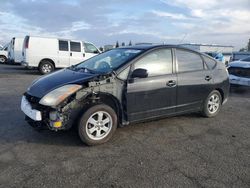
22, 36, 100, 74
9, 37, 24, 63
0, 43, 9, 63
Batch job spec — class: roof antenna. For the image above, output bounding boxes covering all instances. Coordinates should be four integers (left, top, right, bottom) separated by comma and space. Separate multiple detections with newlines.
179, 33, 187, 44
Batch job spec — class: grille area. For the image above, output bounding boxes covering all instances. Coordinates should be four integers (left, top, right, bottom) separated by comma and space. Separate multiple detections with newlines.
228, 67, 250, 78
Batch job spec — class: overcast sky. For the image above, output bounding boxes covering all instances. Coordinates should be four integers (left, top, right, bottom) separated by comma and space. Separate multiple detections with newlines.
0, 0, 249, 49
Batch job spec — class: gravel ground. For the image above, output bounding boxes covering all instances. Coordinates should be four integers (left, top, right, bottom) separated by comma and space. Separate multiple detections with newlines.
0, 64, 250, 188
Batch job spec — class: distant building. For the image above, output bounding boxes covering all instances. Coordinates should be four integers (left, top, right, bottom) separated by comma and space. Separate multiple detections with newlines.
180, 43, 234, 65
180, 43, 234, 53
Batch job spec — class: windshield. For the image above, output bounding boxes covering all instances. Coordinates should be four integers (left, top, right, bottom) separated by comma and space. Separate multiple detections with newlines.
73, 48, 142, 73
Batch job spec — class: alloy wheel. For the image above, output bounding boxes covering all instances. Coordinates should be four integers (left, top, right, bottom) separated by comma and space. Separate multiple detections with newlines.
207, 94, 220, 114
85, 111, 113, 140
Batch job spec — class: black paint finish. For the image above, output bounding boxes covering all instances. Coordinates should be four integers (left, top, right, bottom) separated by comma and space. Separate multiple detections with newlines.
25, 45, 230, 125
27, 68, 97, 98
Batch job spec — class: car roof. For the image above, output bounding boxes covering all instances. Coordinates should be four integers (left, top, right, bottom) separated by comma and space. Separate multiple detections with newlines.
119, 44, 199, 52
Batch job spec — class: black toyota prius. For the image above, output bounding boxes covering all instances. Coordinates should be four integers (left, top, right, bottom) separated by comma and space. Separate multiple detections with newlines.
21, 45, 230, 145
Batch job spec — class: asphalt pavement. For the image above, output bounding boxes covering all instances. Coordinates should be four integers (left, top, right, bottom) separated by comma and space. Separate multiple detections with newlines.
0, 64, 250, 188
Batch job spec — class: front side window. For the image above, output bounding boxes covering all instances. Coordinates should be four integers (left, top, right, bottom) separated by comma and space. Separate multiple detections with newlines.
70, 42, 81, 52
59, 40, 68, 51
84, 43, 99, 53
133, 48, 173, 77
176, 49, 204, 72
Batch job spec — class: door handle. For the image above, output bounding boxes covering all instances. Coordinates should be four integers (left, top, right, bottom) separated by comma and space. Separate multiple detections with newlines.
70, 52, 72, 56
83, 53, 85, 57
166, 80, 176, 87
205, 75, 212, 81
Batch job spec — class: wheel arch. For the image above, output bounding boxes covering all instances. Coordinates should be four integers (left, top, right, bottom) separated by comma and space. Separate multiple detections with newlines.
39, 58, 55, 68
85, 92, 123, 125
0, 55, 7, 61
215, 88, 224, 103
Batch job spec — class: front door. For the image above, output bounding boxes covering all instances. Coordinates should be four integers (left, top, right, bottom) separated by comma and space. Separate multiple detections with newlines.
126, 48, 177, 122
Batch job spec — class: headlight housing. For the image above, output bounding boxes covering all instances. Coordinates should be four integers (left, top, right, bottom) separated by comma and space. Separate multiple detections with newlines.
39, 84, 82, 106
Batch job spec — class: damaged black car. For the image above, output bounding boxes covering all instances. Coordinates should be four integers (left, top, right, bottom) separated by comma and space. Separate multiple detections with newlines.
21, 45, 230, 145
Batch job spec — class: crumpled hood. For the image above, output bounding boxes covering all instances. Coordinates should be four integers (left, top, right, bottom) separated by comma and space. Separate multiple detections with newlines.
229, 61, 250, 68
27, 68, 98, 98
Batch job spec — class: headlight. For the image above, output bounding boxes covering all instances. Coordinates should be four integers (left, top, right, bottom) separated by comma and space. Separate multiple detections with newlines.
39, 84, 82, 106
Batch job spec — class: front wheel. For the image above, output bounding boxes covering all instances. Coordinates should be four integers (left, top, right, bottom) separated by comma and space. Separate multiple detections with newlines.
78, 104, 117, 145
202, 90, 222, 118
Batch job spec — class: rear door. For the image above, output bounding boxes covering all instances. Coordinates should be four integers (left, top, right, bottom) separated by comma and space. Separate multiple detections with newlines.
58, 40, 70, 67
175, 48, 213, 112
126, 48, 177, 122
70, 41, 83, 65
83, 42, 100, 60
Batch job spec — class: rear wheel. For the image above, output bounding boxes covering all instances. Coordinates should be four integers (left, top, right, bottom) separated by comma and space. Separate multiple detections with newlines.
78, 104, 117, 146
202, 90, 222, 117
39, 60, 55, 74
0, 56, 7, 64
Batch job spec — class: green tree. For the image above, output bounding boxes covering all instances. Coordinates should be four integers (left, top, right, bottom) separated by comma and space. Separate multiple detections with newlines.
121, 42, 125, 46
99, 46, 104, 52
115, 41, 119, 48
239, 48, 246, 52
129, 40, 132, 46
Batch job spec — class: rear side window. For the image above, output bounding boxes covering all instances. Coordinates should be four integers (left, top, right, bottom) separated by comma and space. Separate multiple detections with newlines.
176, 49, 204, 72
84, 43, 99, 53
70, 42, 81, 52
134, 48, 173, 77
59, 40, 68, 51
203, 56, 216, 69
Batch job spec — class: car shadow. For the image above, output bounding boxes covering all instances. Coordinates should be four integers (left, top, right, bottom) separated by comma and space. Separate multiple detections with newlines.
230, 85, 250, 98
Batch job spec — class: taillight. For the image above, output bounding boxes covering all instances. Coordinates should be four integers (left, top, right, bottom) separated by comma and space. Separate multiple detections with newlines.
25, 36, 29, 49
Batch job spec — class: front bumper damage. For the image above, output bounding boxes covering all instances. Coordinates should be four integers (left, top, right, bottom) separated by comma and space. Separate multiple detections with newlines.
21, 74, 124, 131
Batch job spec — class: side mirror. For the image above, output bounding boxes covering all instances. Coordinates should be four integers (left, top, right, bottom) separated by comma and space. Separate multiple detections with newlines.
93, 50, 100, 54
131, 68, 148, 78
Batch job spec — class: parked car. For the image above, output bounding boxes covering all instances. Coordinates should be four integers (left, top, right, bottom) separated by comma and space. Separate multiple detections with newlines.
205, 52, 227, 66
21, 45, 229, 145
21, 36, 100, 74
228, 56, 250, 86
0, 43, 9, 63
9, 37, 24, 63
230, 52, 250, 62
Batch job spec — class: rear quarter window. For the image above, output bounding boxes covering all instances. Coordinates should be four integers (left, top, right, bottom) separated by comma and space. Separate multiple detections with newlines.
203, 55, 217, 69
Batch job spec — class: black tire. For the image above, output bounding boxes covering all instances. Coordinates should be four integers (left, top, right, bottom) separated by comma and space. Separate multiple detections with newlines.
0, 56, 7, 64
38, 60, 55, 74
78, 104, 117, 146
202, 90, 222, 118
